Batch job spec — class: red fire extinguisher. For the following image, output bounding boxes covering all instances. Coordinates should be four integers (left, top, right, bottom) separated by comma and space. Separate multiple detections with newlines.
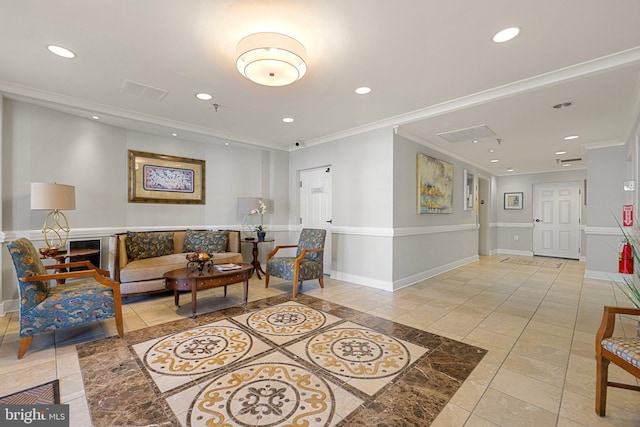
619, 241, 634, 274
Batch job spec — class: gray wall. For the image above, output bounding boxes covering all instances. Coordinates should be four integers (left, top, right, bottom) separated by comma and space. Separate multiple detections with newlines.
392, 135, 480, 287
0, 96, 633, 312
289, 128, 395, 288
0, 99, 288, 311
495, 169, 587, 257
585, 144, 629, 276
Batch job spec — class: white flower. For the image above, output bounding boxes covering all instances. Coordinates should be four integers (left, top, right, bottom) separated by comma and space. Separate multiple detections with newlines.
250, 199, 267, 215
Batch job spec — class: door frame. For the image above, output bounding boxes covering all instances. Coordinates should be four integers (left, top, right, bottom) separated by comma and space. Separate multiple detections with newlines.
299, 166, 332, 274
477, 174, 492, 256
532, 181, 582, 259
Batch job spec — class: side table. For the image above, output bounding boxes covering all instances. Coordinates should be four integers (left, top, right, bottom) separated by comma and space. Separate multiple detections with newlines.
41, 248, 101, 284
242, 239, 274, 279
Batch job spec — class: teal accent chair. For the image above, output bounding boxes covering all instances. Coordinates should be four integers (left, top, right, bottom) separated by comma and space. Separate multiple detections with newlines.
7, 238, 124, 359
265, 228, 326, 298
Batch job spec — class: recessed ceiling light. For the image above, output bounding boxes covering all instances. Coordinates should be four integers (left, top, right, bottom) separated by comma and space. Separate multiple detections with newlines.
282, 117, 294, 123
91, 115, 100, 120
555, 151, 567, 155
564, 135, 579, 140
472, 140, 479, 144
224, 142, 230, 146
562, 163, 572, 167
553, 102, 573, 109
355, 87, 371, 95
195, 93, 213, 101
489, 149, 495, 153
47, 44, 76, 59
172, 133, 178, 137
490, 159, 499, 163
506, 168, 515, 172
492, 27, 520, 43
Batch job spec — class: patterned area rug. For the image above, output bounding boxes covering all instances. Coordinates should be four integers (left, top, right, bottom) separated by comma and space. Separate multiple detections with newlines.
78, 294, 486, 426
500, 256, 566, 268
0, 379, 60, 404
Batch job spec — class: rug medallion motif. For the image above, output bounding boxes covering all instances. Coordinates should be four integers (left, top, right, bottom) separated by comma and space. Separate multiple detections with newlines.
78, 294, 487, 426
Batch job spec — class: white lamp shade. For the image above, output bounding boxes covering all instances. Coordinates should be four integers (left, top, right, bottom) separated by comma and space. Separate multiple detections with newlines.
237, 197, 261, 215
31, 183, 76, 210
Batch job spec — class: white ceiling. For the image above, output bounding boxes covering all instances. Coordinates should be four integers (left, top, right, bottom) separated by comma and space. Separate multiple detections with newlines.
1, 1, 640, 175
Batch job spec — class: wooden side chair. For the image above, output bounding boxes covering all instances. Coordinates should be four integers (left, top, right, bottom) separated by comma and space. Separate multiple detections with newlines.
264, 228, 326, 298
7, 238, 124, 359
595, 305, 640, 416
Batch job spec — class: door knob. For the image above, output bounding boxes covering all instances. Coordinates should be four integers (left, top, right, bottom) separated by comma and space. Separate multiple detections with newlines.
535, 218, 542, 222
326, 219, 333, 224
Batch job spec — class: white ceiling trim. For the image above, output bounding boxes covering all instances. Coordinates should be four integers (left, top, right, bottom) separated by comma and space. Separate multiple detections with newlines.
305, 46, 640, 147
0, 80, 287, 151
396, 127, 495, 176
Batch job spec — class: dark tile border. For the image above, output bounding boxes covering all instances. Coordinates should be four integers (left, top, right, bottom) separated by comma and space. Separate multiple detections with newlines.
78, 294, 486, 427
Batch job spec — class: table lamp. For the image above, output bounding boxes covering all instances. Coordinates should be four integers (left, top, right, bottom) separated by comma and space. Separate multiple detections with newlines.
31, 182, 76, 250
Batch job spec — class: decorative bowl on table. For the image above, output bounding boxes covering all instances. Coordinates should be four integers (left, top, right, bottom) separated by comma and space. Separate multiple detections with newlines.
186, 252, 213, 273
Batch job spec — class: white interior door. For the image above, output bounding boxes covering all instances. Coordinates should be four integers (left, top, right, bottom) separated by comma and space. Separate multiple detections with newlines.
478, 176, 491, 256
533, 182, 581, 259
300, 167, 332, 274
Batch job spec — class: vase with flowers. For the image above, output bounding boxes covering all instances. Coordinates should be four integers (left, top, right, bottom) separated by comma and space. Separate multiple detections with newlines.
242, 199, 268, 240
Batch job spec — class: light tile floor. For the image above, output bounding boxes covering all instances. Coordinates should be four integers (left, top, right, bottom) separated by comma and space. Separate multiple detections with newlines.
1, 255, 640, 426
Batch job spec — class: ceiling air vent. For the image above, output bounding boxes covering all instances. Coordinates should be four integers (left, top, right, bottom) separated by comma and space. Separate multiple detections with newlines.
438, 124, 496, 143
558, 158, 582, 163
120, 79, 168, 101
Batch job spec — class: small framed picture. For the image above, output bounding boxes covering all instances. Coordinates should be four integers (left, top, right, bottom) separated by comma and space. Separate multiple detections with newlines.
504, 192, 523, 210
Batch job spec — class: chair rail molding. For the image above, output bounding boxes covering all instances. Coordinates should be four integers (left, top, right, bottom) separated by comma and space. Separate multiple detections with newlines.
496, 222, 534, 229
584, 226, 623, 236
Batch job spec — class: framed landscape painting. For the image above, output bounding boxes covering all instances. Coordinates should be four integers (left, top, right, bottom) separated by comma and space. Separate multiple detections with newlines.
417, 153, 453, 214
128, 150, 205, 204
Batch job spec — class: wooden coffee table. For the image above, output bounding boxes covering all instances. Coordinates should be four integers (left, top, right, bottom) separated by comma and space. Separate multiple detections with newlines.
164, 263, 253, 317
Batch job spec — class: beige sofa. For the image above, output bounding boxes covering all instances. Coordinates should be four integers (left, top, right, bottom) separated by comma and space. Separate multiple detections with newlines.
108, 229, 243, 296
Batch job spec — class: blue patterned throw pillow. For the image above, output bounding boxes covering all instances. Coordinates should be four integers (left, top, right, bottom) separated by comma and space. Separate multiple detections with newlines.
126, 231, 174, 261
183, 229, 229, 254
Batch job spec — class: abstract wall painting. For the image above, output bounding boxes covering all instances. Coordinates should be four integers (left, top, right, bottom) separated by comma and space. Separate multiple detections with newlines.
417, 153, 453, 214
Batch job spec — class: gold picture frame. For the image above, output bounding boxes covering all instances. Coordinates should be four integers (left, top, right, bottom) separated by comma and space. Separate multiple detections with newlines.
128, 150, 205, 204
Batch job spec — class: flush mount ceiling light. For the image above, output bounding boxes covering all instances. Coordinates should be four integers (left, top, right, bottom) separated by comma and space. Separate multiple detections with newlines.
492, 27, 520, 43
236, 32, 307, 87
47, 44, 76, 58
195, 93, 213, 101
282, 117, 294, 123
564, 135, 579, 140
355, 86, 372, 95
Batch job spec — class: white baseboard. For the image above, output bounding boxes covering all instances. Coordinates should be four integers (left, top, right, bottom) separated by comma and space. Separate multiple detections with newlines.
393, 255, 479, 291
330, 255, 480, 292
497, 249, 534, 257
329, 270, 393, 291
584, 270, 629, 283
0, 299, 19, 316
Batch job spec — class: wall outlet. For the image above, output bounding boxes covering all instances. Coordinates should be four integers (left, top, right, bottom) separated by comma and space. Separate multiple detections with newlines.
514, 235, 519, 241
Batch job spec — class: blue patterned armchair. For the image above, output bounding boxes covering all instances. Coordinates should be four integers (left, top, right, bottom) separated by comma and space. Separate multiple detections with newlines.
7, 238, 124, 359
265, 228, 326, 298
